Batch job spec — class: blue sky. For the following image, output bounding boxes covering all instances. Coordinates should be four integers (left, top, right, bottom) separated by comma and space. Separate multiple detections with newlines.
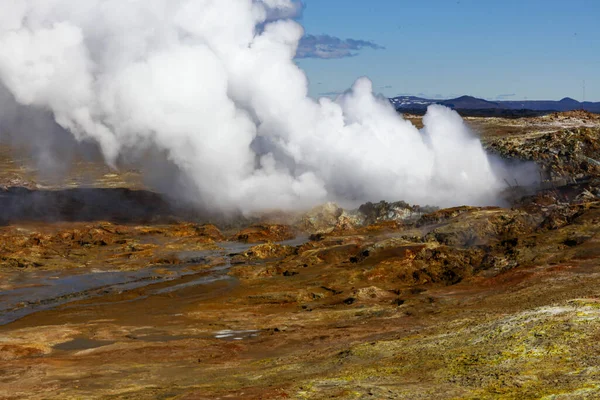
293, 0, 599, 101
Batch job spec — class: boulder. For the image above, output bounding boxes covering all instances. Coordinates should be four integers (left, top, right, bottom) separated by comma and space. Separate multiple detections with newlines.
231, 224, 295, 243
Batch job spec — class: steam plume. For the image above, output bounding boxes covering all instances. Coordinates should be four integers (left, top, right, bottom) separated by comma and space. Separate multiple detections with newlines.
0, 0, 529, 213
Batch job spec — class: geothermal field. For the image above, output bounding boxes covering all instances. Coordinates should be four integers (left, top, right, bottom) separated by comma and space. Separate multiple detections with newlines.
1, 111, 600, 399
1, 0, 600, 399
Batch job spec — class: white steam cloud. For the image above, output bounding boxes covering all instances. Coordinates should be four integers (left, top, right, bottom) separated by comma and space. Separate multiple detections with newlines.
0, 0, 530, 213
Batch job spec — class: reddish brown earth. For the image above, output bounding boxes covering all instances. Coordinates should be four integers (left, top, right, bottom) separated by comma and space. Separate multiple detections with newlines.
1, 113, 600, 399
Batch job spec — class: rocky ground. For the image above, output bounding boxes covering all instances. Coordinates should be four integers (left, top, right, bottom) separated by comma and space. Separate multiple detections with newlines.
1, 112, 600, 399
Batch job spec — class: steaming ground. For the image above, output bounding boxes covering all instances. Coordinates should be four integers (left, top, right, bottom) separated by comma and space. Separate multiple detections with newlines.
0, 0, 536, 213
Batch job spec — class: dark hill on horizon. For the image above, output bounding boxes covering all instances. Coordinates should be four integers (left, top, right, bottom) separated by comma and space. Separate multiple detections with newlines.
390, 95, 600, 115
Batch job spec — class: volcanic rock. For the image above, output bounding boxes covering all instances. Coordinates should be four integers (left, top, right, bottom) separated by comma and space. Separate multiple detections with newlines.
235, 243, 296, 261
358, 200, 437, 225
298, 202, 344, 233
487, 127, 600, 181
231, 224, 295, 243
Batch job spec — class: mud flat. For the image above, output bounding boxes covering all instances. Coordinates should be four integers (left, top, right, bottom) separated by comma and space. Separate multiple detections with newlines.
1, 113, 600, 399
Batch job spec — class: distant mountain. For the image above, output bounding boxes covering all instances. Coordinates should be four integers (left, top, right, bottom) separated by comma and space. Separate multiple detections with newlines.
389, 95, 600, 114
389, 96, 435, 108
500, 97, 600, 112
441, 95, 502, 110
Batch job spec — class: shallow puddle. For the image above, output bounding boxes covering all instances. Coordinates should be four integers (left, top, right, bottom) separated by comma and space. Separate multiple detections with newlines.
153, 275, 231, 294
214, 329, 260, 341
53, 337, 115, 351
0, 268, 184, 325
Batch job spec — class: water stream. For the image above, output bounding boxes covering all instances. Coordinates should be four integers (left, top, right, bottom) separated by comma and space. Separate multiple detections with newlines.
0, 236, 308, 325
